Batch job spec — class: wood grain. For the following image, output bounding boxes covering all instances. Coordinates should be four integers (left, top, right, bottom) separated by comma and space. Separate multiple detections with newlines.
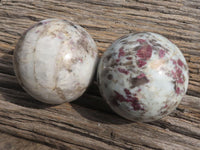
0, 132, 55, 150
0, 88, 200, 150
0, 0, 200, 96
0, 0, 200, 149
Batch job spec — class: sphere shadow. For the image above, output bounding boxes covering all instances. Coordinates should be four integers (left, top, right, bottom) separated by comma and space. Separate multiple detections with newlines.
1, 53, 132, 124
0, 54, 54, 109
0, 86, 55, 109
71, 83, 132, 125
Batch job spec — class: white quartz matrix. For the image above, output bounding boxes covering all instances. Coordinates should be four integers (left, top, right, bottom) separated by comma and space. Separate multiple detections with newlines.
97, 32, 189, 122
14, 19, 98, 104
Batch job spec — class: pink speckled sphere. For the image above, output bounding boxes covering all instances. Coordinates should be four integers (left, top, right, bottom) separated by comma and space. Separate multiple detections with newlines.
97, 32, 189, 122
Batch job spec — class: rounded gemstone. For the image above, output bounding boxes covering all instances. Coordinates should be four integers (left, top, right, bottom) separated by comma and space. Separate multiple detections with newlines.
14, 19, 98, 104
97, 32, 189, 122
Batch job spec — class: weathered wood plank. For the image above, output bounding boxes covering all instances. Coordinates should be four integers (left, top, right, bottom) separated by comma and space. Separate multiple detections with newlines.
0, 86, 200, 150
0, 132, 55, 150
0, 0, 200, 96
0, 0, 200, 149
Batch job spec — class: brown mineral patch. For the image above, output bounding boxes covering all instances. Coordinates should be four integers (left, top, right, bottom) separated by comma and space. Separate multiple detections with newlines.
149, 39, 157, 44
149, 39, 162, 48
174, 101, 178, 106
134, 45, 142, 51
77, 37, 88, 52
67, 69, 72, 72
120, 39, 129, 44
118, 34, 129, 41
105, 53, 113, 62
107, 74, 113, 80
54, 87, 66, 101
130, 76, 149, 88
101, 68, 110, 77
160, 110, 169, 116
33, 47, 36, 52
63, 60, 73, 73
76, 86, 86, 94
124, 51, 134, 57
123, 61, 132, 66
109, 59, 119, 67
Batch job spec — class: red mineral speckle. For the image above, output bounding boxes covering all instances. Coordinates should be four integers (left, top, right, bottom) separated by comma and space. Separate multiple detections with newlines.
77, 58, 83, 63
176, 68, 182, 78
171, 68, 184, 85
133, 100, 144, 111
118, 47, 125, 58
137, 39, 146, 44
177, 59, 184, 68
118, 68, 129, 75
160, 104, 168, 114
176, 87, 180, 94
126, 57, 132, 60
171, 59, 177, 65
176, 78, 184, 84
170, 60, 184, 85
137, 60, 147, 68
159, 49, 165, 58
124, 88, 131, 97
114, 91, 125, 102
164, 104, 168, 108
177, 78, 184, 84
137, 73, 145, 79
136, 44, 152, 68
58, 34, 64, 40
116, 59, 120, 62
171, 70, 177, 79
136, 45, 152, 60
114, 90, 144, 111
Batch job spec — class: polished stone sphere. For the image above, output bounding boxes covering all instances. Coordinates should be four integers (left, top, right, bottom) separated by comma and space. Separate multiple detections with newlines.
14, 19, 98, 104
97, 32, 188, 122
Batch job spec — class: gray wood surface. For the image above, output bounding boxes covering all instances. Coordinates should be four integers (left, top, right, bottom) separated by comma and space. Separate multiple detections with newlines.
0, 0, 200, 149
0, 88, 200, 149
0, 132, 55, 150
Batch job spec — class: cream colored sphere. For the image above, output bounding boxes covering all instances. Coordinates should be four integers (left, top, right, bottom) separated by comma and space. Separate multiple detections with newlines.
14, 19, 98, 104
